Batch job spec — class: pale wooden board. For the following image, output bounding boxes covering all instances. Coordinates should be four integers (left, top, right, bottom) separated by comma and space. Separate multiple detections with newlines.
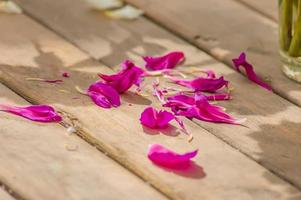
120, 0, 301, 108
13, 0, 301, 192
0, 10, 301, 200
0, 83, 167, 200
0, 188, 15, 200
236, 0, 277, 21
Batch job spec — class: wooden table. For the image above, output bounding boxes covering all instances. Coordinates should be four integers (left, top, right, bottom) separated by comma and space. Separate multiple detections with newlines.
0, 0, 301, 199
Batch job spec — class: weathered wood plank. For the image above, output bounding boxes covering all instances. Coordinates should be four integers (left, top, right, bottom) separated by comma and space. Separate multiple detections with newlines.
236, 0, 277, 21
13, 0, 301, 192
0, 83, 167, 200
121, 0, 301, 108
0, 188, 15, 200
0, 10, 300, 200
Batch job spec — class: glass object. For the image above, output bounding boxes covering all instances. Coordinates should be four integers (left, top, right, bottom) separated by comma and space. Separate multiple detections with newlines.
279, 0, 301, 82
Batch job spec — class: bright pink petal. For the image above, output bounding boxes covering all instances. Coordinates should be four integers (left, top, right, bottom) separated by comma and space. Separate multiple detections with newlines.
148, 144, 198, 167
140, 107, 174, 129
170, 76, 228, 93
143, 51, 185, 71
99, 60, 144, 93
87, 81, 121, 109
140, 107, 157, 128
0, 104, 62, 122
164, 93, 242, 125
205, 93, 231, 101
232, 52, 272, 91
156, 110, 174, 128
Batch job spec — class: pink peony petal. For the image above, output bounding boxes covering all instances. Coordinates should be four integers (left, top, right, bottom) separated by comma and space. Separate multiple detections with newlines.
87, 81, 121, 109
232, 52, 272, 91
205, 93, 231, 101
147, 144, 198, 167
164, 93, 243, 125
170, 76, 228, 93
140, 107, 174, 129
0, 104, 62, 122
99, 60, 144, 93
62, 72, 70, 78
143, 51, 185, 71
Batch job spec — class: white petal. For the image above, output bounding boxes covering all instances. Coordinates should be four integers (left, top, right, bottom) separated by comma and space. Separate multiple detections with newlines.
86, 0, 123, 10
0, 1, 22, 14
105, 5, 143, 20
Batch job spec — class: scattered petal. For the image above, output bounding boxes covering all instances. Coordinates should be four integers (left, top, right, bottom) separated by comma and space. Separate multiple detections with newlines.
152, 80, 166, 104
140, 107, 174, 129
170, 76, 228, 93
205, 93, 231, 101
164, 93, 243, 125
87, 81, 121, 108
0, 104, 62, 122
62, 72, 70, 78
86, 0, 123, 10
0, 1, 22, 14
144, 51, 185, 71
104, 5, 143, 20
148, 144, 198, 167
232, 52, 272, 91
174, 116, 193, 142
99, 60, 144, 93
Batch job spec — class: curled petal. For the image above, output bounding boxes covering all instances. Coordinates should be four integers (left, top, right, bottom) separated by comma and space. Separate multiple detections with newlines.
148, 144, 198, 167
164, 93, 243, 125
87, 81, 121, 108
232, 52, 272, 91
0, 104, 62, 122
99, 60, 144, 93
140, 107, 174, 129
170, 76, 228, 93
144, 51, 185, 71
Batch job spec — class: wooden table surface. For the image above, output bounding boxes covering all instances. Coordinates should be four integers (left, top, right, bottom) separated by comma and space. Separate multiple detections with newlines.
0, 0, 301, 199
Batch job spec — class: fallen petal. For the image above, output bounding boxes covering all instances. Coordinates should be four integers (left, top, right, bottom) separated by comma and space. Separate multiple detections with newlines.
148, 144, 198, 167
144, 51, 185, 71
104, 5, 143, 20
99, 60, 144, 93
62, 72, 70, 78
170, 76, 228, 93
0, 104, 62, 122
87, 81, 121, 108
232, 52, 272, 91
140, 107, 174, 129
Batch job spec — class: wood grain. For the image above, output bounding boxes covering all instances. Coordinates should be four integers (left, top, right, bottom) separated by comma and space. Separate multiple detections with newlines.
236, 0, 277, 21
0, 83, 167, 200
120, 0, 301, 108
0, 8, 301, 200
13, 0, 301, 192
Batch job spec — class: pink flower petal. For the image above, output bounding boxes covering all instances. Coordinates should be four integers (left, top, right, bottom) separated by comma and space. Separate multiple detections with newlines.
143, 51, 185, 71
232, 52, 272, 91
99, 60, 144, 93
170, 76, 228, 93
62, 72, 70, 78
0, 104, 62, 122
140, 107, 174, 129
164, 93, 242, 125
148, 144, 198, 167
87, 81, 121, 109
